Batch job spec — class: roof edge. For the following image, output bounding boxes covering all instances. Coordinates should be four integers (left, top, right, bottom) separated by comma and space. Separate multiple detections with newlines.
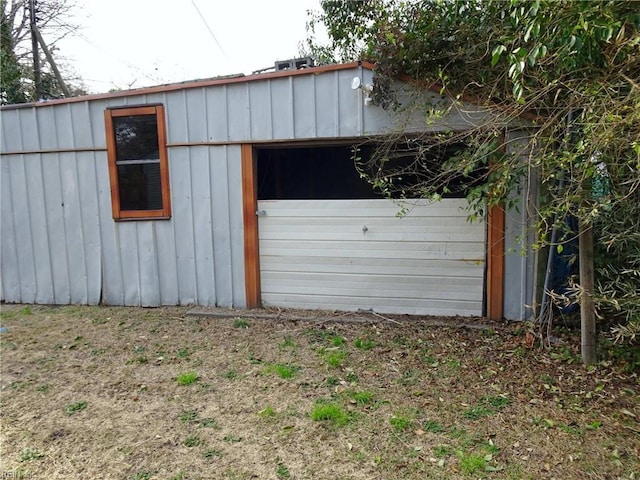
1, 61, 376, 110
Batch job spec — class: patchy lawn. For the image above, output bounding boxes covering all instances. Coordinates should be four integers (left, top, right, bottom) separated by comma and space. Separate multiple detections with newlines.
0, 305, 637, 480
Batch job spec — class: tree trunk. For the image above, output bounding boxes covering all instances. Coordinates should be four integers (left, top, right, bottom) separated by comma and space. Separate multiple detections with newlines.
579, 220, 597, 365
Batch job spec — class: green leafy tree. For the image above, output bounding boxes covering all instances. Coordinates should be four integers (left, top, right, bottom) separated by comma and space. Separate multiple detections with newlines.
309, 0, 640, 362
1, 0, 83, 103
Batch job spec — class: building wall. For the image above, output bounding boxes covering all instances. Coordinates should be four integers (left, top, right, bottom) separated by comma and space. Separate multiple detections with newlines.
1, 64, 528, 314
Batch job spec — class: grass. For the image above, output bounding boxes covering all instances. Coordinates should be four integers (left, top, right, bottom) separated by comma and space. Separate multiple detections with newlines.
264, 363, 299, 379
311, 402, 351, 426
232, 319, 250, 328
184, 435, 202, 447
325, 350, 348, 368
1, 305, 637, 480
65, 401, 87, 415
176, 371, 199, 385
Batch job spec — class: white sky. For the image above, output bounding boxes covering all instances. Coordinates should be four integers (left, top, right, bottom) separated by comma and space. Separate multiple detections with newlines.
57, 0, 325, 94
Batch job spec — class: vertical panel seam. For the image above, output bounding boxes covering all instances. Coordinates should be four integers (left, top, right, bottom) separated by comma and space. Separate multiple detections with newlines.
225, 145, 234, 304
245, 83, 252, 141
334, 71, 340, 137
189, 146, 199, 304
6, 159, 23, 300
267, 81, 273, 140
135, 222, 142, 305
207, 147, 217, 305
56, 154, 72, 303
289, 77, 295, 138
69, 105, 90, 303
39, 153, 56, 302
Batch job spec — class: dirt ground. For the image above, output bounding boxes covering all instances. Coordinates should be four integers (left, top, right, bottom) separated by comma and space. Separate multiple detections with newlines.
0, 304, 638, 480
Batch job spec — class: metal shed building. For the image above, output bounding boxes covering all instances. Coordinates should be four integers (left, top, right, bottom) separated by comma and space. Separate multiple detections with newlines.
0, 61, 535, 320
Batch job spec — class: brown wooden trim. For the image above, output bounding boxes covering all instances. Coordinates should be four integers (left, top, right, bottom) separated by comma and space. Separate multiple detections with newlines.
107, 105, 159, 117
486, 204, 505, 320
3, 61, 374, 110
104, 104, 172, 221
241, 143, 261, 308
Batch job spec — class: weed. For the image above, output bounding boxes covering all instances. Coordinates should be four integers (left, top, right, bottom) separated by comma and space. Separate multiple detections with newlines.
198, 417, 219, 429
20, 448, 44, 462
223, 435, 242, 443
203, 449, 224, 458
184, 435, 202, 447
433, 445, 452, 457
265, 363, 299, 379
130, 472, 153, 480
179, 410, 198, 424
325, 376, 340, 386
223, 370, 239, 380
176, 371, 199, 385
345, 372, 358, 383
177, 348, 191, 359
457, 451, 487, 474
390, 414, 412, 431
259, 406, 276, 418
311, 402, 351, 426
65, 401, 88, 415
168, 472, 185, 480
232, 319, 249, 328
354, 338, 375, 350
464, 395, 510, 419
325, 351, 347, 368
347, 390, 375, 406
36, 384, 50, 392
423, 420, 445, 433
276, 462, 291, 479
331, 335, 346, 347
279, 336, 296, 349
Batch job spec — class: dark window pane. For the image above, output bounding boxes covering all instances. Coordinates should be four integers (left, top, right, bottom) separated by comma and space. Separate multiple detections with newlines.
118, 163, 163, 211
113, 114, 159, 162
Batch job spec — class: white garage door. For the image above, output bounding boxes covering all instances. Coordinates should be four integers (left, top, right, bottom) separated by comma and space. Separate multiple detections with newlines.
258, 198, 486, 316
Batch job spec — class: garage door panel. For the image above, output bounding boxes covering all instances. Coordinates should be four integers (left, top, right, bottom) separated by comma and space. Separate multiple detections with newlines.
258, 199, 485, 316
261, 292, 482, 317
260, 255, 483, 278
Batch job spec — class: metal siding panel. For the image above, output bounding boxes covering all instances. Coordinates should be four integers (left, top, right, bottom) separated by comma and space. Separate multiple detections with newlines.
211, 146, 233, 306
170, 147, 197, 304
269, 79, 294, 140
89, 100, 109, 149
166, 90, 189, 144
76, 152, 103, 304
54, 105, 75, 150
226, 84, 249, 141
227, 145, 245, 307
68, 102, 94, 149
95, 151, 124, 305
191, 147, 216, 305
18, 109, 40, 151
154, 218, 180, 305
24, 155, 55, 303
8, 154, 37, 301
1, 110, 22, 152
0, 158, 21, 301
116, 222, 141, 305
186, 88, 207, 143
293, 75, 316, 138
59, 154, 89, 303
137, 222, 161, 306
37, 106, 59, 150
42, 155, 70, 303
205, 86, 228, 141
315, 72, 338, 138
337, 69, 360, 136
249, 81, 272, 140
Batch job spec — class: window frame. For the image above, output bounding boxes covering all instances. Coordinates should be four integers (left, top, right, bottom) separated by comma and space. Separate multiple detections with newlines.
104, 104, 171, 221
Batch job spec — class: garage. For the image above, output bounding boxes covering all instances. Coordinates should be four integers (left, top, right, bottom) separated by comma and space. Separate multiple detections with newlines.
254, 145, 486, 316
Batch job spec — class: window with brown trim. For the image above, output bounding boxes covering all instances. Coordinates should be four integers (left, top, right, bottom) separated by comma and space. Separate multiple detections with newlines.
104, 104, 171, 220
